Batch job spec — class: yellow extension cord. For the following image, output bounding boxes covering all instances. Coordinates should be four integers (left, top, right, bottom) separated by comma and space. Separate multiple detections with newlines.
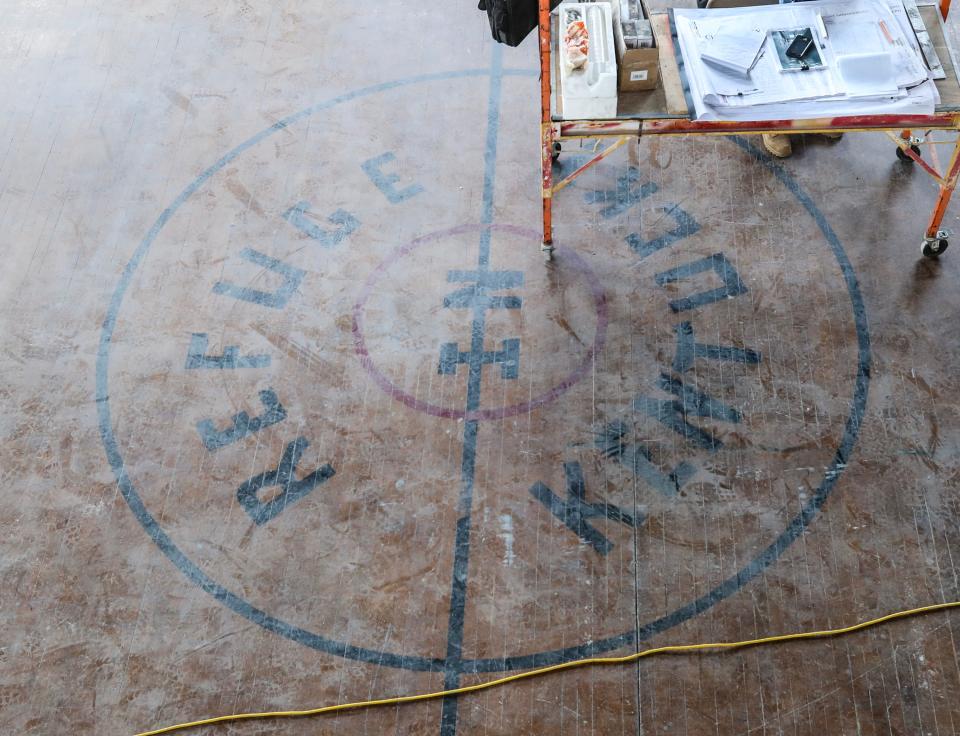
135, 599, 960, 736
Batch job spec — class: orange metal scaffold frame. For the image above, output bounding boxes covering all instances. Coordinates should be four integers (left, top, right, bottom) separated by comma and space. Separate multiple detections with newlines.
537, 0, 960, 260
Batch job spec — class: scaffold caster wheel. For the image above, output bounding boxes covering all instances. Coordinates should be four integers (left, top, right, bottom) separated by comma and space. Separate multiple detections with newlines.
552, 142, 561, 161
896, 144, 921, 161
921, 235, 948, 258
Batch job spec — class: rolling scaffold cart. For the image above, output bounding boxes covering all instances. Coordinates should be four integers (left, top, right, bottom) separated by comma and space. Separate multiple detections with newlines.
537, 0, 960, 259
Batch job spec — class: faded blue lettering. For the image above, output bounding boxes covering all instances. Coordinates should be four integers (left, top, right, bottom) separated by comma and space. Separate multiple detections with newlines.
236, 437, 335, 525
184, 333, 270, 370
283, 201, 359, 248
197, 388, 286, 451
213, 248, 305, 309
361, 152, 424, 203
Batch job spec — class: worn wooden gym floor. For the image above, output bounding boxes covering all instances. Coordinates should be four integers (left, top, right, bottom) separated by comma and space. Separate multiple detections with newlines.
2, 1, 960, 734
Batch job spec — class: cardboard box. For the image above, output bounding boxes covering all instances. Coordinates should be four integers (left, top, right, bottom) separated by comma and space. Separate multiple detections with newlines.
613, 0, 660, 92
619, 46, 660, 91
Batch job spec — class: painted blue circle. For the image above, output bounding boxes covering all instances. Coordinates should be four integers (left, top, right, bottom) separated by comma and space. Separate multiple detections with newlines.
96, 70, 871, 674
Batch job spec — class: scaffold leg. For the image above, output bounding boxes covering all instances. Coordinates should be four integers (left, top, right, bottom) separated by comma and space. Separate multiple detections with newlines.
541, 123, 554, 261
921, 133, 960, 257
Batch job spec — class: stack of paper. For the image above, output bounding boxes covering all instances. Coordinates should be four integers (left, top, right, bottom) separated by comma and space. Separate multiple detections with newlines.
700, 24, 766, 77
674, 0, 939, 121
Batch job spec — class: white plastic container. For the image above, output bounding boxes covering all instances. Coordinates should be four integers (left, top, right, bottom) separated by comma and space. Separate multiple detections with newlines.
558, 2, 619, 119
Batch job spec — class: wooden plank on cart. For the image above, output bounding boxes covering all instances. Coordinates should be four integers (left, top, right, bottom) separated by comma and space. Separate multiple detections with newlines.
650, 12, 689, 116
922, 3, 960, 109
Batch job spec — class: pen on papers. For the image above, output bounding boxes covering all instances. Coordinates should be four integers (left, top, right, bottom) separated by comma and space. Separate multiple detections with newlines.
879, 19, 894, 44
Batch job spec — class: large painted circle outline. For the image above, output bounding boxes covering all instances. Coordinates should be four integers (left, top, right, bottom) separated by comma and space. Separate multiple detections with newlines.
95, 69, 872, 674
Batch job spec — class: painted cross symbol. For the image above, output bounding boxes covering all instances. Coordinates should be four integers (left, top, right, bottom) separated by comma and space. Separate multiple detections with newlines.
437, 267, 524, 381
439, 338, 520, 379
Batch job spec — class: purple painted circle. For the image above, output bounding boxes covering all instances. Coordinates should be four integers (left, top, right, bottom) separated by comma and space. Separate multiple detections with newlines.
352, 223, 608, 421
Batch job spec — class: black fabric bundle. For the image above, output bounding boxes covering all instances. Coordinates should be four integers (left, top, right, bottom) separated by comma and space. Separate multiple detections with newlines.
478, 0, 563, 47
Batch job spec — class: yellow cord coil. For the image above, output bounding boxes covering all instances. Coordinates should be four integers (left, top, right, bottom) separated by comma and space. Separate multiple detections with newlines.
135, 599, 960, 736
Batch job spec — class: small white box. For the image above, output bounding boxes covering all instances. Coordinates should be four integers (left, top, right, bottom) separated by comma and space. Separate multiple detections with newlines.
559, 2, 618, 119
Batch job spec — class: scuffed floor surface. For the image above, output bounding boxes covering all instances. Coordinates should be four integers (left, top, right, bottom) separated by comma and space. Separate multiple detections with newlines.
1, 1, 960, 734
